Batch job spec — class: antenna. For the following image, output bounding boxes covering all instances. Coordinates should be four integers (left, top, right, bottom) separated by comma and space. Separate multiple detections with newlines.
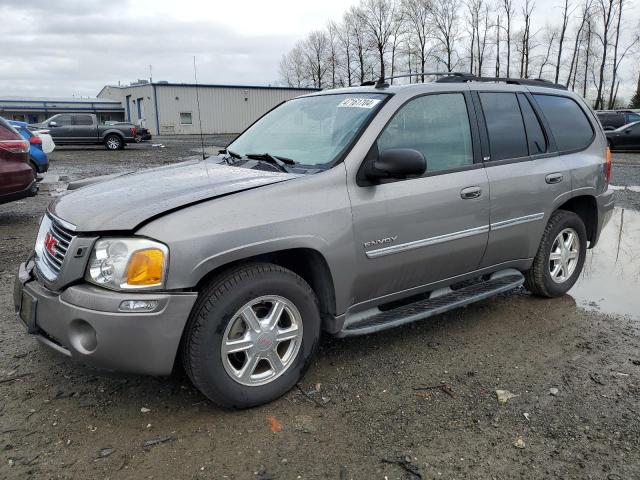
193, 56, 206, 160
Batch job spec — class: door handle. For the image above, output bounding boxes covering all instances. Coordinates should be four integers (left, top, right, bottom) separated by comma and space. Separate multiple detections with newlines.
460, 186, 482, 199
545, 173, 564, 184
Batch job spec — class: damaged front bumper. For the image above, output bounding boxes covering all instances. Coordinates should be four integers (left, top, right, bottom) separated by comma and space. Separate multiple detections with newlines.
14, 260, 197, 376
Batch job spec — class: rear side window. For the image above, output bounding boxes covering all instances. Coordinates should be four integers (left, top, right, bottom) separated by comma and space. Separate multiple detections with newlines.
479, 92, 528, 161
533, 94, 594, 152
377, 93, 473, 172
517, 94, 547, 155
73, 115, 93, 125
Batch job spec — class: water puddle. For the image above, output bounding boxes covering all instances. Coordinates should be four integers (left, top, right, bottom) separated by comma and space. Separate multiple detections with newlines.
571, 207, 640, 318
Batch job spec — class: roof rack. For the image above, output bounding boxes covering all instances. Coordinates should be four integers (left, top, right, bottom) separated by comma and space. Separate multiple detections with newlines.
361, 72, 567, 91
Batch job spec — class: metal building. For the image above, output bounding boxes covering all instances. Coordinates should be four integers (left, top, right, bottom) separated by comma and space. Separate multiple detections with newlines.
0, 97, 125, 124
97, 82, 319, 135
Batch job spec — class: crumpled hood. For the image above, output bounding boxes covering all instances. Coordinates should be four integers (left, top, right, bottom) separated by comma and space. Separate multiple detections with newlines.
49, 159, 296, 232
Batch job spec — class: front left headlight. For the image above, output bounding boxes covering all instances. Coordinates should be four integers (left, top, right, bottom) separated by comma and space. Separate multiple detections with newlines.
85, 238, 169, 290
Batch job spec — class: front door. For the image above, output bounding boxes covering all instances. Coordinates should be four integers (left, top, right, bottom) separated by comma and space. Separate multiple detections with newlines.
348, 92, 490, 305
47, 114, 74, 143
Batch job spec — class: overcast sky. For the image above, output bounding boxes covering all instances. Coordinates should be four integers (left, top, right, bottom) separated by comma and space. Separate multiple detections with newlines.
1, 0, 638, 99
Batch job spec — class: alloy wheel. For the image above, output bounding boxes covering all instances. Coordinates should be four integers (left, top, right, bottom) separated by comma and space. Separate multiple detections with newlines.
549, 227, 580, 283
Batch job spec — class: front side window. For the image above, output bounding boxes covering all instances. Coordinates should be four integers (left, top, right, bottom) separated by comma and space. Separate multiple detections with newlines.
54, 115, 72, 126
479, 92, 528, 161
376, 93, 473, 172
228, 93, 386, 167
533, 94, 594, 152
180, 112, 192, 125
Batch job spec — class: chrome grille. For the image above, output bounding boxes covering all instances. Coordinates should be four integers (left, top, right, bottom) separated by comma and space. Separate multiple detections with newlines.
35, 215, 76, 280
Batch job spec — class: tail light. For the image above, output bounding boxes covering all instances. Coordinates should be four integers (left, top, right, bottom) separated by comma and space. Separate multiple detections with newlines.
130, 127, 137, 136
29, 135, 42, 145
0, 139, 29, 153
604, 146, 612, 184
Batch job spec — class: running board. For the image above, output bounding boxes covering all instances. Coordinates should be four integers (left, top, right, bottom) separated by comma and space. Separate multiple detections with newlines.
337, 269, 524, 338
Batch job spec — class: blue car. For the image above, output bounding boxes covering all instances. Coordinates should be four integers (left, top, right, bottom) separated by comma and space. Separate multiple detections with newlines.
6, 119, 49, 175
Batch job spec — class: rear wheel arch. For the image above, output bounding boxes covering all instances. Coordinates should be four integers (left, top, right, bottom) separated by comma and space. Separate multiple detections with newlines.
555, 195, 598, 247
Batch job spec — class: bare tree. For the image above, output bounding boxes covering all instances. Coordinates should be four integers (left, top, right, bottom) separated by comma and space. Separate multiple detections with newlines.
565, 0, 591, 87
593, 0, 616, 109
501, 0, 514, 76
345, 5, 370, 83
554, 0, 573, 83
389, 9, 406, 81
606, 0, 623, 108
327, 21, 341, 87
336, 15, 354, 86
538, 27, 558, 77
430, 0, 462, 71
403, 0, 432, 81
518, 0, 535, 78
305, 30, 330, 88
360, 0, 398, 80
495, 15, 501, 76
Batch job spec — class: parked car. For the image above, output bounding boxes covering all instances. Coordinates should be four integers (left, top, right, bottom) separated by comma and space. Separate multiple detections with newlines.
605, 121, 640, 150
8, 120, 49, 175
32, 114, 137, 150
104, 121, 152, 143
596, 109, 640, 131
15, 75, 614, 408
0, 117, 36, 205
29, 127, 56, 154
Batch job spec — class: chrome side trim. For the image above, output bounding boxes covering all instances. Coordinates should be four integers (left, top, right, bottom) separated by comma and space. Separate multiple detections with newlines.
47, 211, 77, 232
365, 225, 490, 259
490, 212, 544, 231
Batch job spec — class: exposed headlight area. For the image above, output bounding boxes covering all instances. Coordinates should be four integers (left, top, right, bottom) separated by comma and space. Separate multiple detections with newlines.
85, 238, 168, 291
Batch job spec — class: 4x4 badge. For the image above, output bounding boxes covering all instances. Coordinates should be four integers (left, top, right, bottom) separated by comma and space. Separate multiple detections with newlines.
364, 236, 398, 249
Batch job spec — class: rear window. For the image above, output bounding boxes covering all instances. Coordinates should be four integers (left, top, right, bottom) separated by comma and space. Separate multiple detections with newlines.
533, 94, 594, 152
479, 92, 528, 161
0, 118, 21, 140
517, 94, 547, 155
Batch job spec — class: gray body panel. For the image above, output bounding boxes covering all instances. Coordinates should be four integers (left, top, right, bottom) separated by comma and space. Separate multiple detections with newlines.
35, 114, 136, 145
16, 80, 615, 375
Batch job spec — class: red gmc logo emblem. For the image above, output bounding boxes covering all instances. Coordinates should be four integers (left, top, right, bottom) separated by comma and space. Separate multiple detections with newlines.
44, 232, 58, 256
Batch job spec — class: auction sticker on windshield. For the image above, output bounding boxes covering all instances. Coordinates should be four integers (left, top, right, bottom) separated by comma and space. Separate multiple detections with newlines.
337, 98, 382, 109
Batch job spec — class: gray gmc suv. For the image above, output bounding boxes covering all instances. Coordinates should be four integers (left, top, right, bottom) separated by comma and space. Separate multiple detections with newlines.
15, 74, 615, 408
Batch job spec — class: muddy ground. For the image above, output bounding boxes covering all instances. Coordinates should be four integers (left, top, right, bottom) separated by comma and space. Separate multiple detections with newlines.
1, 138, 639, 479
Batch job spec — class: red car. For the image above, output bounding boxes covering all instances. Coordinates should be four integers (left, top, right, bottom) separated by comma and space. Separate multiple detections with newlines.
0, 117, 37, 205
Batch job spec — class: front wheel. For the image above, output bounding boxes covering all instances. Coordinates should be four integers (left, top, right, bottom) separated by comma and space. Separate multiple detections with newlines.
104, 134, 123, 150
524, 210, 587, 297
181, 263, 321, 408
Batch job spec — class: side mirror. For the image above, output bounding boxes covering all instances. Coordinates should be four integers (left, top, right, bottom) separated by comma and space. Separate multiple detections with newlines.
49, 121, 58, 127
365, 148, 426, 180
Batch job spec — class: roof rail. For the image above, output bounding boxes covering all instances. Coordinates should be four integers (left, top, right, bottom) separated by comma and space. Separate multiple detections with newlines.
360, 72, 567, 91
435, 75, 568, 90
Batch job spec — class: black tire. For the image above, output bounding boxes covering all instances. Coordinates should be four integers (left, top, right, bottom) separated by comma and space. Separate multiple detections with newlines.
524, 209, 587, 298
181, 263, 321, 408
29, 161, 38, 179
104, 134, 123, 150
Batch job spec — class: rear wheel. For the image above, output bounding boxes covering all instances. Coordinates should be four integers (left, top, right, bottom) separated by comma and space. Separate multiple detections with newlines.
524, 210, 587, 297
104, 134, 123, 150
181, 263, 321, 408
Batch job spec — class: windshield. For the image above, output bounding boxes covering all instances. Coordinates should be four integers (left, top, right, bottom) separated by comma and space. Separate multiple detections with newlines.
227, 93, 387, 167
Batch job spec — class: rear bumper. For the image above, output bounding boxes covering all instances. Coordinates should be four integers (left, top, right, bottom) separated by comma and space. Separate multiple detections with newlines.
0, 179, 37, 205
14, 261, 197, 376
592, 186, 615, 248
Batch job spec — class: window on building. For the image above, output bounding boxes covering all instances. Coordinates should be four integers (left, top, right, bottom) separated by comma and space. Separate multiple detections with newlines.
377, 93, 473, 173
479, 92, 528, 161
533, 94, 594, 152
179, 112, 192, 125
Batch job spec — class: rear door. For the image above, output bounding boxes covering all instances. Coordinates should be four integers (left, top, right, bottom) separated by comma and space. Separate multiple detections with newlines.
348, 91, 490, 304
71, 114, 97, 143
475, 90, 571, 267
617, 122, 640, 149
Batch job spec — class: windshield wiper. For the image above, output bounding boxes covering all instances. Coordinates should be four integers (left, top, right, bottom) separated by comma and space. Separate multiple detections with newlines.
245, 152, 295, 172
218, 148, 242, 165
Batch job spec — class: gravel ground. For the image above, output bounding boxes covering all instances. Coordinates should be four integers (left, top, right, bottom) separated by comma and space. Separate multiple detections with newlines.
0, 139, 639, 479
